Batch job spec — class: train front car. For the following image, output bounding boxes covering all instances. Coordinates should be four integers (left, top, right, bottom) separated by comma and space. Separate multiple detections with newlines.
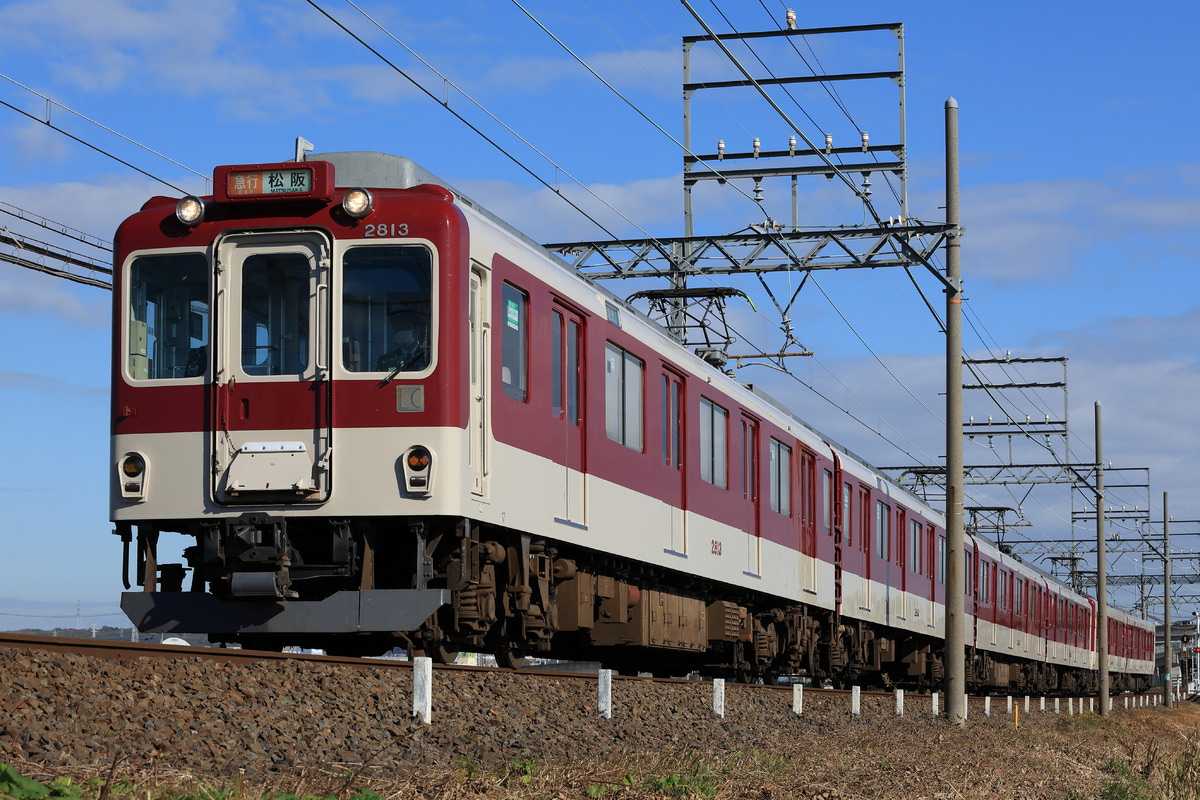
113, 154, 471, 656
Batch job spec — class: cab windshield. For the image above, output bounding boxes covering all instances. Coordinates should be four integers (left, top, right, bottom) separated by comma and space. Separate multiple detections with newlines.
127, 253, 210, 380
342, 245, 433, 373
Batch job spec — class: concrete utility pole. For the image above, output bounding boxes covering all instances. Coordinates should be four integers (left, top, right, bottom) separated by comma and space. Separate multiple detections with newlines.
943, 97, 966, 725
1164, 491, 1173, 707
1096, 402, 1110, 715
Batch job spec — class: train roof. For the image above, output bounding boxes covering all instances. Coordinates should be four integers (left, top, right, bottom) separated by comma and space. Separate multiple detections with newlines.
309, 151, 556, 259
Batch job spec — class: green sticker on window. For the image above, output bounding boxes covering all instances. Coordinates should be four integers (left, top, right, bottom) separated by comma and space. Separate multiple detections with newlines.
506, 298, 520, 329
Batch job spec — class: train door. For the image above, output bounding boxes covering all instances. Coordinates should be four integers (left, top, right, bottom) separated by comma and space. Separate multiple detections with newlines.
828, 453, 845, 614
550, 303, 586, 525
661, 368, 686, 554
1012, 575, 1023, 654
741, 414, 761, 575
469, 267, 489, 496
211, 231, 332, 503
799, 450, 817, 594
1034, 581, 1047, 661
861, 487, 874, 611
893, 507, 907, 622
873, 499, 890, 621
965, 539, 978, 648
925, 524, 937, 630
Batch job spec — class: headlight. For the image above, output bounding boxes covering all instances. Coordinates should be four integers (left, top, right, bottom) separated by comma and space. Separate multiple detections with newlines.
175, 196, 205, 226
121, 453, 146, 478
342, 187, 374, 219
119, 452, 148, 502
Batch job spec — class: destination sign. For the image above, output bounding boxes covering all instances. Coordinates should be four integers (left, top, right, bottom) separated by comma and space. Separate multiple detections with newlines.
226, 167, 313, 198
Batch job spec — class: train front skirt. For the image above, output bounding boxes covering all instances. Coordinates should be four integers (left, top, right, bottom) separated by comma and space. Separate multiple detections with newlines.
121, 589, 450, 634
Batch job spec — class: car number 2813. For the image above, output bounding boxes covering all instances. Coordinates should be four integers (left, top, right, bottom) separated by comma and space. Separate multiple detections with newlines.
363, 222, 409, 237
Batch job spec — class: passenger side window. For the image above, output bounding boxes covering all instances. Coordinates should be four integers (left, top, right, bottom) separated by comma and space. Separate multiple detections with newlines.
501, 283, 528, 401
769, 438, 791, 514
605, 342, 643, 450
699, 397, 728, 487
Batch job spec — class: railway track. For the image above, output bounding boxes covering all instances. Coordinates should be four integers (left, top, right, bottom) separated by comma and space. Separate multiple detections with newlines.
3, 631, 1153, 714
0, 631, 870, 696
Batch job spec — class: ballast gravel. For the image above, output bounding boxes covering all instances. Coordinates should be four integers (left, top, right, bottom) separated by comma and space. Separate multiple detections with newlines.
0, 645, 976, 777
0, 642, 1155, 800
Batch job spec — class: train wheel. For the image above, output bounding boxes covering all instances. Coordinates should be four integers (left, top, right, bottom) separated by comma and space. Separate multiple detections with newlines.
495, 643, 527, 670
430, 639, 461, 665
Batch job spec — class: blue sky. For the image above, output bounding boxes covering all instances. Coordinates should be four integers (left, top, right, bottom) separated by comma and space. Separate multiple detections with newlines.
1, 0, 1197, 630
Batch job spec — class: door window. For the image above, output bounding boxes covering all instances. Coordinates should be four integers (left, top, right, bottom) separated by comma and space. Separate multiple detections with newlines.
241, 253, 311, 376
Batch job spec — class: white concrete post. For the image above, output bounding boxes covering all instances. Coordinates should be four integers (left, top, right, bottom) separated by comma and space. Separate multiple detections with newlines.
713, 678, 725, 718
412, 656, 432, 724
598, 669, 613, 719
895, 689, 904, 716
851, 686, 861, 715
932, 692, 939, 716
984, 696, 991, 717
792, 684, 803, 715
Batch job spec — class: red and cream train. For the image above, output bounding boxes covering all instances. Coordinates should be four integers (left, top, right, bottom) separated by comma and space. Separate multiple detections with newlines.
112, 151, 1154, 691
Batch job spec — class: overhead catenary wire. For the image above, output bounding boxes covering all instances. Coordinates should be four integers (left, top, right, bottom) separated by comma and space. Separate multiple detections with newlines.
0, 201, 112, 253
508, 0, 767, 214
710, 0, 901, 211
679, 0, 883, 225
755, 0, 904, 208
589, 0, 778, 191
0, 98, 187, 195
0, 71, 210, 189
311, 0, 664, 257
513, 1, 950, 445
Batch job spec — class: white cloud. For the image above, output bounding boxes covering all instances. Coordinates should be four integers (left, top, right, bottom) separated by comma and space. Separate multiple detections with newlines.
0, 176, 160, 326
918, 167, 1200, 286
9, 120, 74, 165
0, 0, 238, 89
453, 173, 683, 242
0, 269, 109, 329
0, 369, 106, 398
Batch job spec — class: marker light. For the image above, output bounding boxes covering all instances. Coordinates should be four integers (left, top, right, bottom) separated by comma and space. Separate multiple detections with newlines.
402, 445, 433, 495
175, 196, 205, 226
342, 187, 374, 219
406, 447, 432, 471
